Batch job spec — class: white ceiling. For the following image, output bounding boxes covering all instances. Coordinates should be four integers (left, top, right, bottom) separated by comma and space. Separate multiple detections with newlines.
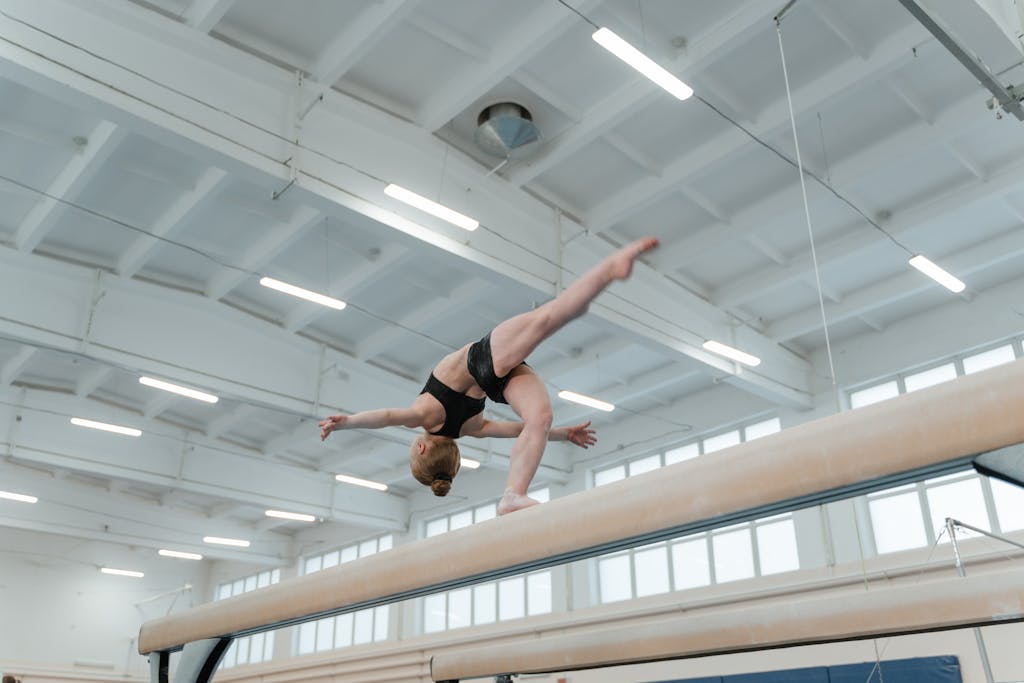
0, 0, 1023, 565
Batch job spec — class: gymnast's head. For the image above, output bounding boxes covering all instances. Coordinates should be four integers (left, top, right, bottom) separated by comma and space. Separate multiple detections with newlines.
410, 433, 461, 496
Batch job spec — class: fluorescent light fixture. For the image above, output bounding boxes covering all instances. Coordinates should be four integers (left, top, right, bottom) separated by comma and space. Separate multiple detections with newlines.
384, 184, 479, 231
909, 255, 966, 293
335, 473, 389, 491
70, 417, 142, 437
203, 536, 251, 547
259, 277, 346, 310
139, 376, 218, 404
265, 509, 316, 522
592, 27, 694, 101
0, 490, 37, 504
100, 567, 144, 578
557, 390, 615, 412
459, 457, 481, 470
702, 340, 762, 367
158, 549, 203, 561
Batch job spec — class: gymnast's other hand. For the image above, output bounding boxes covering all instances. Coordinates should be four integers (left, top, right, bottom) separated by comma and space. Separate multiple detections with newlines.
565, 421, 597, 449
319, 414, 348, 440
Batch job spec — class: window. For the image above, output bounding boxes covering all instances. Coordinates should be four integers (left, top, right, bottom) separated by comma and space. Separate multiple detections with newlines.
854, 340, 1024, 555
422, 489, 552, 632
594, 417, 796, 603
297, 534, 392, 654
217, 569, 280, 668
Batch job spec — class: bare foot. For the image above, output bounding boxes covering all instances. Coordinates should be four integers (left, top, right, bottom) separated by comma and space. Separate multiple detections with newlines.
607, 237, 659, 280
497, 489, 541, 516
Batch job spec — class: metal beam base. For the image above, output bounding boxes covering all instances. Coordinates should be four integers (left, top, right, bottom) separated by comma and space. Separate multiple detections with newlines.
974, 444, 1024, 487
149, 639, 232, 683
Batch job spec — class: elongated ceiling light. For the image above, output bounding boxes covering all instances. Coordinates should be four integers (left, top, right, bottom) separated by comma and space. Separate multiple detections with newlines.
557, 390, 615, 412
0, 490, 37, 503
139, 376, 218, 403
265, 509, 316, 522
158, 549, 203, 560
703, 340, 762, 367
203, 536, 250, 547
70, 417, 142, 437
592, 27, 694, 101
259, 277, 346, 310
101, 567, 144, 578
460, 457, 481, 470
335, 473, 389, 491
384, 184, 479, 231
909, 255, 966, 293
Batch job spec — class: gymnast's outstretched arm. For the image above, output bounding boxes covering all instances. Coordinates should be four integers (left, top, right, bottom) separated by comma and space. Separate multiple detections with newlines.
464, 419, 596, 448
319, 407, 426, 440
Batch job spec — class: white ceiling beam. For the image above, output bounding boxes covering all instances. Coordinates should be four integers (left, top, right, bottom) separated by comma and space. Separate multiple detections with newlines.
505, 0, 774, 187
309, 0, 419, 87
16, 120, 125, 253
415, 0, 604, 131
75, 365, 114, 397
284, 242, 410, 333
745, 234, 788, 267
806, 1, 871, 59
205, 206, 323, 301
0, 114, 72, 149
262, 420, 316, 459
606, 133, 663, 177
715, 152, 1024, 310
586, 23, 926, 233
406, 14, 486, 60
117, 167, 230, 278
667, 93, 983, 292
204, 403, 257, 439
769, 227, 1024, 341
143, 392, 177, 420
183, 0, 235, 34
512, 72, 585, 122
1, 345, 36, 386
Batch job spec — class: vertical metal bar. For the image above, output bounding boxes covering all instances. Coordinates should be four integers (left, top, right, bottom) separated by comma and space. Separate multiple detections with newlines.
148, 650, 169, 683
946, 518, 996, 683
173, 638, 232, 683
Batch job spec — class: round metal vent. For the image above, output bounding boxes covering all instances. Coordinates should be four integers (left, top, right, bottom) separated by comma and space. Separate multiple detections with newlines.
474, 102, 541, 159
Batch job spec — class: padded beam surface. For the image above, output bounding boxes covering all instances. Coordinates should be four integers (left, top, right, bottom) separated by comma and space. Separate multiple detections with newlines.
139, 359, 1024, 655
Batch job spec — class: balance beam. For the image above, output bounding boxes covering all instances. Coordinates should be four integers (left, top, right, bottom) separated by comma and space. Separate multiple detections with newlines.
430, 566, 1024, 681
138, 359, 1024, 672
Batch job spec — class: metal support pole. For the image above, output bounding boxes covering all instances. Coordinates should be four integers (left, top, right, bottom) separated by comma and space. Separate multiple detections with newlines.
148, 638, 231, 683
946, 518, 996, 683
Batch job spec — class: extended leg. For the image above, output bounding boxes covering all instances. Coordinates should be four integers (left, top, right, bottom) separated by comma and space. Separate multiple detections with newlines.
488, 237, 658, 376
497, 368, 552, 515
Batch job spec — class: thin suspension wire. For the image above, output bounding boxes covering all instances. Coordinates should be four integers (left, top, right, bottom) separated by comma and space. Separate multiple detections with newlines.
555, 0, 600, 30
776, 21, 840, 412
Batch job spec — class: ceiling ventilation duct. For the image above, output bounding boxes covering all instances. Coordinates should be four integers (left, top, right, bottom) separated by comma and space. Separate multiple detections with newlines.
474, 102, 541, 159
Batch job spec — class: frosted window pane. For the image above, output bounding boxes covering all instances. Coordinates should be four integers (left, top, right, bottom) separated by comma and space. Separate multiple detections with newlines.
599, 554, 632, 603
359, 539, 377, 557
334, 613, 353, 648
447, 588, 471, 629
745, 417, 781, 441
297, 622, 316, 654
757, 519, 799, 575
851, 381, 899, 409
379, 535, 393, 551
232, 579, 244, 596
423, 594, 446, 633
221, 641, 237, 668
498, 577, 525, 620
595, 465, 625, 487
315, 616, 334, 652
249, 632, 265, 663
474, 504, 496, 522
322, 551, 339, 569
244, 575, 256, 592
304, 556, 322, 574
992, 478, 1024, 531
704, 430, 740, 454
271, 569, 280, 583
713, 528, 754, 582
264, 631, 275, 660
634, 544, 670, 597
927, 477, 990, 540
665, 443, 699, 465
257, 571, 270, 588
217, 583, 231, 600
527, 571, 552, 615
373, 606, 389, 640
353, 609, 373, 644
963, 345, 1015, 374
473, 583, 496, 624
425, 517, 448, 537
449, 510, 473, 531
905, 363, 956, 392
340, 546, 358, 563
870, 492, 927, 553
629, 454, 661, 476
235, 636, 249, 664
672, 537, 710, 589
529, 487, 550, 503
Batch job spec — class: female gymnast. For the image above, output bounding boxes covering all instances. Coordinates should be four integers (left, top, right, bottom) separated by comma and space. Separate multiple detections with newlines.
320, 237, 659, 515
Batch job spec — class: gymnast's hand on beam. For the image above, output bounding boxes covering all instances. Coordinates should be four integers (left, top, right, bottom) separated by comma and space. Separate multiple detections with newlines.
319, 414, 348, 440
565, 421, 597, 449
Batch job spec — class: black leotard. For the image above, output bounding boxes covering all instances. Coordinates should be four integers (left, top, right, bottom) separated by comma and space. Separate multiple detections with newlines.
420, 373, 485, 438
